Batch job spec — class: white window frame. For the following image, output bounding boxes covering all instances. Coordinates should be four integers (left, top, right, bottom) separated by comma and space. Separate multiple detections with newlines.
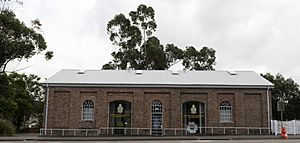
151, 100, 163, 135
82, 100, 94, 121
219, 101, 232, 123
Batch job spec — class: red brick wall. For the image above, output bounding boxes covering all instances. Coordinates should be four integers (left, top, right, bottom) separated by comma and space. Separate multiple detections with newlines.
45, 87, 271, 129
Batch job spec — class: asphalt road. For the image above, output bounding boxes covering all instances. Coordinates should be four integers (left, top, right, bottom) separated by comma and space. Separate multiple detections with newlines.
0, 140, 298, 143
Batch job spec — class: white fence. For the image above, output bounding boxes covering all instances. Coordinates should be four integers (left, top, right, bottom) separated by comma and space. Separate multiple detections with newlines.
39, 121, 300, 136
40, 127, 271, 136
271, 120, 300, 135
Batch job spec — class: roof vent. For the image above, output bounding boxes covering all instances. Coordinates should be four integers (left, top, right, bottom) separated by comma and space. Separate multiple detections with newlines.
228, 71, 237, 75
171, 70, 179, 75
135, 70, 143, 75
77, 70, 86, 74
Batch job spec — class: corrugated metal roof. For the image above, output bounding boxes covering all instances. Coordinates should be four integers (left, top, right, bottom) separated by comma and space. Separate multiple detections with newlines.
43, 69, 274, 89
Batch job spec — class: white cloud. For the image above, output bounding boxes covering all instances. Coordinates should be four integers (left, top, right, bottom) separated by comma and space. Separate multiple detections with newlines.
6, 0, 300, 83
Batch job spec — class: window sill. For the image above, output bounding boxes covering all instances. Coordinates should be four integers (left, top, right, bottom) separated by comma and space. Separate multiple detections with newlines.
219, 122, 234, 124
81, 120, 94, 122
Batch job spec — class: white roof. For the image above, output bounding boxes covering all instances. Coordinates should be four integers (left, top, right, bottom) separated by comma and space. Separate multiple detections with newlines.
43, 69, 274, 89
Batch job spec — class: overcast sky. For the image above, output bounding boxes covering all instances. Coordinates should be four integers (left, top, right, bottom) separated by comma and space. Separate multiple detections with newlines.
6, 0, 300, 83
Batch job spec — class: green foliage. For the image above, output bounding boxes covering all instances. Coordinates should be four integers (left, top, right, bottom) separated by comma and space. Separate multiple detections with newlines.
141, 36, 166, 69
183, 46, 216, 70
0, 119, 16, 136
0, 72, 44, 131
102, 62, 116, 70
129, 4, 156, 39
0, 0, 47, 131
165, 44, 184, 65
0, 9, 53, 73
261, 73, 300, 120
0, 74, 17, 119
9, 73, 34, 130
32, 100, 44, 128
103, 4, 216, 70
107, 13, 142, 48
285, 96, 300, 120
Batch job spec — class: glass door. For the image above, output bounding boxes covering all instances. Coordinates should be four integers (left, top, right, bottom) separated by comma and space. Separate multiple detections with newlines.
183, 101, 206, 134
109, 101, 131, 135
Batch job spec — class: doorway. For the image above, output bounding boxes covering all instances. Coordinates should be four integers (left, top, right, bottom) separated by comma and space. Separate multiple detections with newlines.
109, 101, 131, 135
182, 101, 206, 134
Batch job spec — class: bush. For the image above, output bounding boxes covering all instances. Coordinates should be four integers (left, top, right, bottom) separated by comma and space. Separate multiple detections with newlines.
0, 119, 16, 136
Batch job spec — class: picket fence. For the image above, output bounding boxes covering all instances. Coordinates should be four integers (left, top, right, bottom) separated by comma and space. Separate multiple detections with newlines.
271, 120, 300, 135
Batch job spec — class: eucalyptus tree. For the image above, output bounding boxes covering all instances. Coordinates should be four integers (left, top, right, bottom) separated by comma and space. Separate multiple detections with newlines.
103, 4, 216, 70
0, 2, 53, 73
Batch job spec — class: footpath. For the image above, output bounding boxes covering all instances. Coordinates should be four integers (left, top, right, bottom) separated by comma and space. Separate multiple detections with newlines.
1, 133, 300, 141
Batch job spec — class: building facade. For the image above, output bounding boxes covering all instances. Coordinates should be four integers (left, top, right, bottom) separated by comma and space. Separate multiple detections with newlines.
42, 70, 273, 136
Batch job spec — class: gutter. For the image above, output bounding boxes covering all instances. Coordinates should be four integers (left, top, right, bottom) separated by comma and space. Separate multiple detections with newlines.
42, 83, 274, 89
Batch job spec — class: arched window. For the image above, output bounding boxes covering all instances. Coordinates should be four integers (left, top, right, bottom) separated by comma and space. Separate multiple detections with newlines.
82, 100, 94, 121
151, 100, 162, 114
219, 101, 232, 123
151, 100, 163, 135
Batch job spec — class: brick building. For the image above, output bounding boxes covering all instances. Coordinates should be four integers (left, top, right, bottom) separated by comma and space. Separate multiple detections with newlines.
42, 70, 273, 136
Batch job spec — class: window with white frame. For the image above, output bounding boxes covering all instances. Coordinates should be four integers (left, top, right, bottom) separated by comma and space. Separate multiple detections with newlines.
219, 101, 232, 123
151, 100, 163, 135
82, 100, 94, 121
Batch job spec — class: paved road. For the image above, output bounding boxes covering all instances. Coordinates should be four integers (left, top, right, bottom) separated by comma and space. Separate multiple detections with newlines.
0, 140, 298, 143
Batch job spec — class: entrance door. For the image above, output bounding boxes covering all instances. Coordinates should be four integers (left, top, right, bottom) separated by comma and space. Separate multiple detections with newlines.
182, 101, 206, 134
151, 101, 163, 136
109, 101, 131, 135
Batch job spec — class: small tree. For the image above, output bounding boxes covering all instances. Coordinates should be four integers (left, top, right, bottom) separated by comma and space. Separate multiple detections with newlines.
261, 73, 300, 120
0, 72, 44, 131
0, 119, 16, 136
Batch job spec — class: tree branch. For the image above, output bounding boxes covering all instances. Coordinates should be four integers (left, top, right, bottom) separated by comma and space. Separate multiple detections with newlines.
1, 58, 13, 73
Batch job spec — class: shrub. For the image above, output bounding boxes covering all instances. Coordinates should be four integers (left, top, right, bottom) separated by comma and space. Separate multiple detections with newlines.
0, 119, 16, 136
